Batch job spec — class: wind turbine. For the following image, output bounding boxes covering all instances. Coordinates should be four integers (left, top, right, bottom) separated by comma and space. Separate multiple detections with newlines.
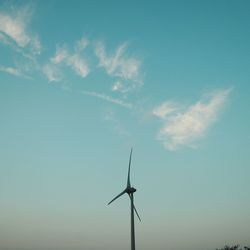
108, 148, 141, 250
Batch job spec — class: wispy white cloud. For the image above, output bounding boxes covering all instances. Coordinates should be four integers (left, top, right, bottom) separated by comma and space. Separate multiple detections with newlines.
111, 80, 124, 92
43, 39, 143, 90
42, 63, 62, 82
51, 46, 68, 64
75, 38, 89, 52
0, 5, 142, 111
153, 89, 231, 150
43, 39, 90, 82
67, 54, 89, 77
0, 6, 41, 55
95, 41, 143, 92
153, 101, 181, 119
0, 32, 9, 44
0, 65, 26, 77
0, 13, 30, 47
79, 90, 133, 109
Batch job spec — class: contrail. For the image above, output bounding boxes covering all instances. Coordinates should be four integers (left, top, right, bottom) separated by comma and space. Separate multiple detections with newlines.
80, 90, 133, 109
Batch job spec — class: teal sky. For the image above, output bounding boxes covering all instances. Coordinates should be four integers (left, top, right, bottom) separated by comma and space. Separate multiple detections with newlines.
0, 1, 250, 250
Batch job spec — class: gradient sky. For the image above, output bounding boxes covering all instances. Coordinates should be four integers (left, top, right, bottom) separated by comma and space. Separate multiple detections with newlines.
0, 1, 250, 250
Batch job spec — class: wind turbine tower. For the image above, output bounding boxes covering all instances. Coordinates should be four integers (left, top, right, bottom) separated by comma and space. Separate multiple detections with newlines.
108, 148, 141, 250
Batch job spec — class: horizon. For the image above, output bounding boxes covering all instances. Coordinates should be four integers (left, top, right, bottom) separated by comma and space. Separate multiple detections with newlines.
0, 1, 250, 250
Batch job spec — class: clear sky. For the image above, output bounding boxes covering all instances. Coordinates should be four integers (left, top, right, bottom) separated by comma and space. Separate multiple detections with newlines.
0, 1, 250, 250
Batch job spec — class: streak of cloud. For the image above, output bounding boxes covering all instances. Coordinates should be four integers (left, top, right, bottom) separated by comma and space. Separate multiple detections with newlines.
80, 90, 133, 109
0, 65, 30, 78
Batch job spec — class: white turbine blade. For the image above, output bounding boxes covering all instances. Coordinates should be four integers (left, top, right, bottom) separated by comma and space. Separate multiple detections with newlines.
127, 148, 133, 188
108, 190, 126, 205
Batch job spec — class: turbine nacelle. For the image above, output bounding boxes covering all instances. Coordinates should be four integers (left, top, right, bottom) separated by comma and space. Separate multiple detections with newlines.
126, 187, 136, 194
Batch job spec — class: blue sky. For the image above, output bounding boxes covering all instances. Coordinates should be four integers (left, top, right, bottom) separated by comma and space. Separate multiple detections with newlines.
0, 1, 250, 250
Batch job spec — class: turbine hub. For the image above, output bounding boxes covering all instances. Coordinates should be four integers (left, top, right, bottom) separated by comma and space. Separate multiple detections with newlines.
126, 187, 136, 194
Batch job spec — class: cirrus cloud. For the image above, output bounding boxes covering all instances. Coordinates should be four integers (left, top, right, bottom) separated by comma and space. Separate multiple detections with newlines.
0, 65, 29, 78
153, 89, 232, 150
95, 41, 143, 93
0, 6, 41, 55
43, 39, 90, 82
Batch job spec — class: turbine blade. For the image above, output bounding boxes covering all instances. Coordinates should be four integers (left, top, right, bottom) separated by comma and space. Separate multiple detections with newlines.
127, 148, 133, 188
133, 203, 141, 222
108, 190, 126, 205
129, 194, 141, 222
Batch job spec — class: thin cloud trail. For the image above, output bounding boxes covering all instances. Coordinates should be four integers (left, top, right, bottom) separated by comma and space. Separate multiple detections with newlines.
62, 86, 133, 109
80, 90, 133, 109
0, 65, 31, 79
